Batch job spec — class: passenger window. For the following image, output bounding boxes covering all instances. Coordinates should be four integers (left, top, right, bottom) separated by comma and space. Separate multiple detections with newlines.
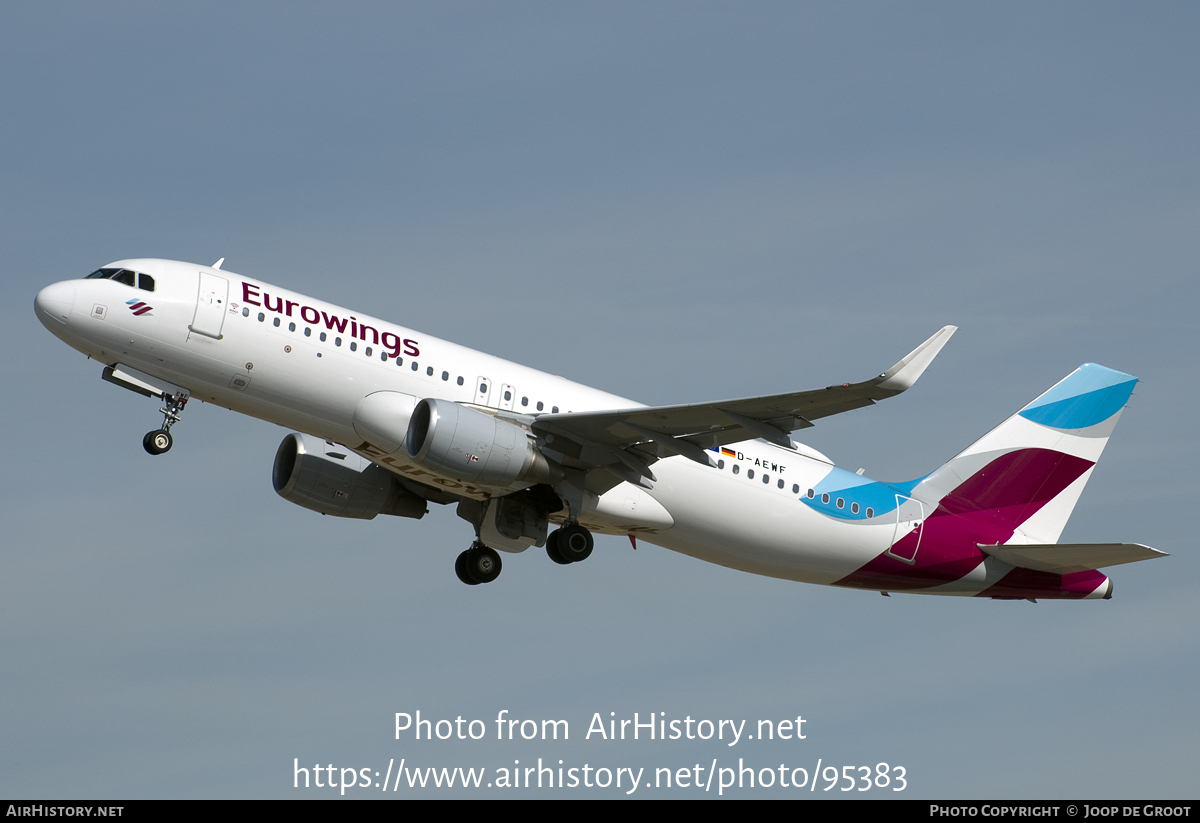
335, 337, 342, 346
821, 493, 829, 504
380, 352, 387, 361
412, 362, 419, 371
778, 479, 784, 489
717, 460, 725, 469
427, 366, 433, 376
242, 308, 249, 317
732, 465, 740, 475
457, 376, 464, 385
536, 401, 544, 411
365, 347, 372, 356
504, 390, 512, 401
319, 332, 327, 342
792, 484, 799, 494
836, 498, 844, 509
289, 322, 296, 332
138, 273, 155, 291
350, 342, 357, 351
442, 371, 449, 381
521, 396, 528, 406
304, 328, 311, 337
866, 508, 874, 518
552, 406, 559, 413
258, 312, 265, 322
807, 489, 815, 499
273, 318, 280, 327
851, 502, 860, 514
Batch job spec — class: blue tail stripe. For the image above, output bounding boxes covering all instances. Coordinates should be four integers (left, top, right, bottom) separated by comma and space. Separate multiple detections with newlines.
1027, 364, 1135, 405
1019, 380, 1136, 429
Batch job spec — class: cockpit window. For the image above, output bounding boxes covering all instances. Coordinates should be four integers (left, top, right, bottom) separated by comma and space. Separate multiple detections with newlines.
85, 267, 154, 291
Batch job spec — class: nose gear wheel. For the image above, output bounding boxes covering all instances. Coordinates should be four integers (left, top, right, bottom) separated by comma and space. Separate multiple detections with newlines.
143, 430, 173, 455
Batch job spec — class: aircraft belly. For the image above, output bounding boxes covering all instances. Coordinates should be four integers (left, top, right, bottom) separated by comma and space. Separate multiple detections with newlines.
576, 483, 674, 534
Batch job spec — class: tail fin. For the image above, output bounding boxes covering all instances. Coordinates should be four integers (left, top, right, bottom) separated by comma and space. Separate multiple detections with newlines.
913, 363, 1138, 544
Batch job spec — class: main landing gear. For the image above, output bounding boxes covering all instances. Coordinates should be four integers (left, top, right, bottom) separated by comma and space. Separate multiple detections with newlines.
143, 392, 189, 456
455, 542, 502, 585
452, 524, 596, 585
546, 523, 594, 565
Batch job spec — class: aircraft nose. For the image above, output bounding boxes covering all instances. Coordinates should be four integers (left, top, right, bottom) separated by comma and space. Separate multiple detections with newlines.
35, 281, 76, 326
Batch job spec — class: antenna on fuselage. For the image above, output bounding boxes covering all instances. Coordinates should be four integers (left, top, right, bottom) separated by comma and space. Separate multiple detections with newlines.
212, 258, 225, 270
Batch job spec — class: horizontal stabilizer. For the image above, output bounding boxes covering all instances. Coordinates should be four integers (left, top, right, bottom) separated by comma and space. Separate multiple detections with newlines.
979, 543, 1167, 574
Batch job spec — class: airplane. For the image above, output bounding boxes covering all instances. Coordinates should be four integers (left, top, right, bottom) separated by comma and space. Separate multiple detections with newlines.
34, 258, 1165, 599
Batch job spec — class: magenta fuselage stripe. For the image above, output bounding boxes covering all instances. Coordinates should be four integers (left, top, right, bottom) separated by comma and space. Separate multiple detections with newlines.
833, 449, 1095, 595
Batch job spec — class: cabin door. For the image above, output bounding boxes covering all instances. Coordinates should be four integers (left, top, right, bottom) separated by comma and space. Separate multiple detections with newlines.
189, 272, 229, 340
886, 495, 924, 564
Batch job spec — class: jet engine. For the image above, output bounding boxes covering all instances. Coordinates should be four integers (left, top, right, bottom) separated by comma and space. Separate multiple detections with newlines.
405, 398, 560, 488
272, 433, 427, 519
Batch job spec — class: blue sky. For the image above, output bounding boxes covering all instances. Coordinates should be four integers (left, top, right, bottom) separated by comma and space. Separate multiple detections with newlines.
2, 2, 1197, 798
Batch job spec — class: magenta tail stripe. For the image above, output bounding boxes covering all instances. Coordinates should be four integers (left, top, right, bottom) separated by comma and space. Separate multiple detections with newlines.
938, 449, 1094, 522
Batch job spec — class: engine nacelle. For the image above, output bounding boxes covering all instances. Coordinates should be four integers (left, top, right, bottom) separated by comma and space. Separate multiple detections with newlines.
405, 398, 560, 487
272, 433, 427, 520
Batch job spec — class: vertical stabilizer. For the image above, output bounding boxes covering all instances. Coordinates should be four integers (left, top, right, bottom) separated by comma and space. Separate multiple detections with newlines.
913, 364, 1137, 544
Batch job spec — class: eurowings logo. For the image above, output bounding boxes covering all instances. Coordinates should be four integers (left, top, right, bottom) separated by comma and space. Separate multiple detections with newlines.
125, 299, 153, 317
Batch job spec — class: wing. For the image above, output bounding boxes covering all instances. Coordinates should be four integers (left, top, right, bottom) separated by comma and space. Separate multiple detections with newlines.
530, 326, 957, 492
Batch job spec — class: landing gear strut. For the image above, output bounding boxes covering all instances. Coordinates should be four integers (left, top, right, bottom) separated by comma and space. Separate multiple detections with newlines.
546, 523, 594, 564
143, 392, 189, 455
456, 542, 502, 585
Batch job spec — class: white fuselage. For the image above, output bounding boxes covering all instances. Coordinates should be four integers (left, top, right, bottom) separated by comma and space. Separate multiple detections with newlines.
36, 259, 916, 588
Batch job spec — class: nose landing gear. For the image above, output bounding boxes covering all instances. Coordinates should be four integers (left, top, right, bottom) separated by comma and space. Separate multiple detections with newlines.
143, 392, 189, 455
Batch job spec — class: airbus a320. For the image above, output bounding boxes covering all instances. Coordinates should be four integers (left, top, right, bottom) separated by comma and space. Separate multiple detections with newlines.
35, 259, 1165, 598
